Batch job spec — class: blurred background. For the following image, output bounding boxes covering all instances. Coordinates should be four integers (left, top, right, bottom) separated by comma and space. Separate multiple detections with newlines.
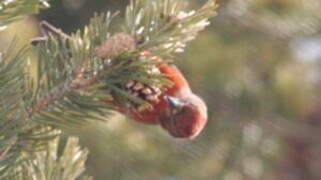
1, 0, 321, 179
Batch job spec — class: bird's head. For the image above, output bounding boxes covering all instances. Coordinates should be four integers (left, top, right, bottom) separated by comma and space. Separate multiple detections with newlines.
160, 94, 208, 139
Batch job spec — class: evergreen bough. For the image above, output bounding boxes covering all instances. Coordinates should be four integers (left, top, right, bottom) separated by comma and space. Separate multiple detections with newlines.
0, 0, 217, 179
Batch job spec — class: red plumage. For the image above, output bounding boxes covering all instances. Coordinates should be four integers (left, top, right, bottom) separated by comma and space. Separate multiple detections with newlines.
119, 61, 208, 139
94, 33, 207, 138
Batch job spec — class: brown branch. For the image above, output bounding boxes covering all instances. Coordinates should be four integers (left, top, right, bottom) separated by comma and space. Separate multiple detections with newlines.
30, 21, 73, 46
26, 21, 136, 122
24, 63, 110, 120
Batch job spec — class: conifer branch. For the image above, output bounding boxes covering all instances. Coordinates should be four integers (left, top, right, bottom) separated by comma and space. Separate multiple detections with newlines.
0, 0, 217, 179
26, 13, 169, 128
0, 0, 50, 29
0, 42, 58, 178
16, 131, 92, 180
124, 0, 217, 56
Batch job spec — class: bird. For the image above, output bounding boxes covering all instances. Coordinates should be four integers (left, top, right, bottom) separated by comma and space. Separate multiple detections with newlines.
92, 33, 208, 139
115, 59, 208, 139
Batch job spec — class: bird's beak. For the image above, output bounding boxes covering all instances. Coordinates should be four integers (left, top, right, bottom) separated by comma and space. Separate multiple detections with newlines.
165, 96, 185, 109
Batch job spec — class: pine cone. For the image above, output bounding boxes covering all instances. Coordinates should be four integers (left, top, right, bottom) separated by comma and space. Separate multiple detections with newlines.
125, 80, 163, 112
93, 33, 136, 59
